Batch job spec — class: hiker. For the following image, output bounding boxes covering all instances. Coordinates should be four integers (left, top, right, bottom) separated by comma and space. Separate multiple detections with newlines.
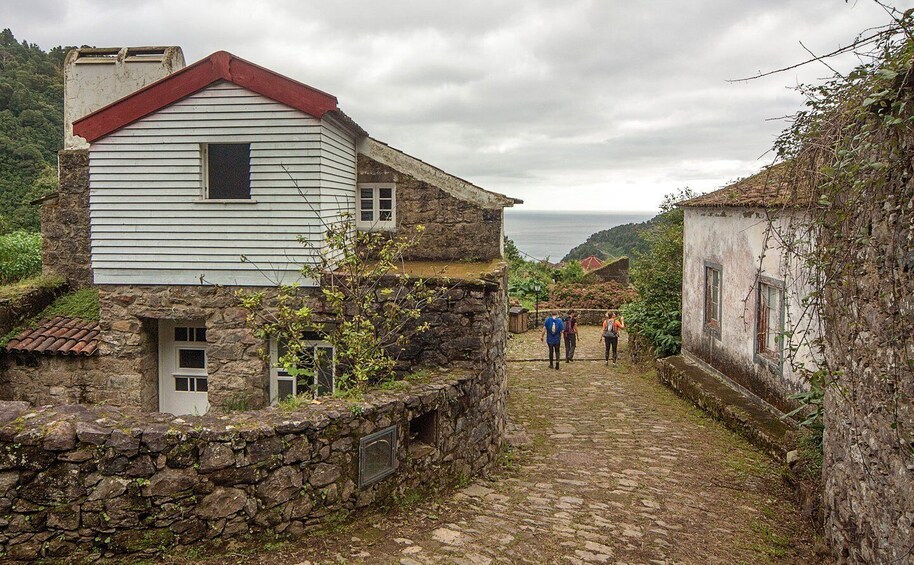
601, 311, 625, 366
540, 310, 565, 370
564, 310, 579, 362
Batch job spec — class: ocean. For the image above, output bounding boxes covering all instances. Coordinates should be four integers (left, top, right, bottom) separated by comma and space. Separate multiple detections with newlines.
504, 210, 656, 261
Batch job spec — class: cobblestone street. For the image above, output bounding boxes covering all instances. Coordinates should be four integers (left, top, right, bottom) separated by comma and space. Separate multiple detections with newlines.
179, 326, 824, 565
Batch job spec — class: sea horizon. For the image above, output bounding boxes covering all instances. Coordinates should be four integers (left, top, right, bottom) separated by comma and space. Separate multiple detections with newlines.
504, 209, 656, 262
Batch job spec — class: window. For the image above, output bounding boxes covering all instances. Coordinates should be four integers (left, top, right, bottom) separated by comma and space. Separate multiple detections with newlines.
202, 143, 251, 199
269, 333, 335, 403
356, 183, 396, 230
704, 264, 722, 335
173, 325, 208, 393
756, 280, 784, 362
359, 425, 398, 487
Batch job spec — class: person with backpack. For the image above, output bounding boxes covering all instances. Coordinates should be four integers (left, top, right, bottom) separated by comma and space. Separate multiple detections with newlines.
564, 310, 580, 362
601, 311, 625, 366
540, 310, 565, 370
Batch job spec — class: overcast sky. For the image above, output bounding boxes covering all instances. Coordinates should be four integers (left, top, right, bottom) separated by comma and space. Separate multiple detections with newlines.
2, 0, 906, 211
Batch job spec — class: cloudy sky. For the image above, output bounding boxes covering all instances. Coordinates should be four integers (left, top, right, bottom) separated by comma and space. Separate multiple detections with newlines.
1, 0, 905, 211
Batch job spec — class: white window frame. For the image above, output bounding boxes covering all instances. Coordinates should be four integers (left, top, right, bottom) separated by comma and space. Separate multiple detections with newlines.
171, 325, 209, 394
269, 337, 336, 403
356, 183, 396, 231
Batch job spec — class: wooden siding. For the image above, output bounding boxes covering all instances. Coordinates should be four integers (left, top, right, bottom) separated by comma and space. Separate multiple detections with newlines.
89, 81, 357, 286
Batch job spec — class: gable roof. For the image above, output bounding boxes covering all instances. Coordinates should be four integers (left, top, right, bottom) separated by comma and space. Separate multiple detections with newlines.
6, 317, 100, 356
680, 163, 809, 209
72, 51, 366, 142
358, 137, 522, 209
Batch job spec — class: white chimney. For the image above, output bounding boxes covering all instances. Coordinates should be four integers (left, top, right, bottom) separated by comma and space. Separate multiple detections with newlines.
64, 46, 185, 149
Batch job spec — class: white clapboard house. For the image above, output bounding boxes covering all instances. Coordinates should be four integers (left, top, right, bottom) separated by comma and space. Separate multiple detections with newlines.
4, 47, 519, 415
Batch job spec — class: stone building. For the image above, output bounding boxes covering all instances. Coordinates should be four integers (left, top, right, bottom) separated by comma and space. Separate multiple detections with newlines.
3, 47, 520, 416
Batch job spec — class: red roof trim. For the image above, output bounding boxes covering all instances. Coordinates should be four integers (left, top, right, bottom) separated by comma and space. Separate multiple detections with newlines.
73, 51, 343, 142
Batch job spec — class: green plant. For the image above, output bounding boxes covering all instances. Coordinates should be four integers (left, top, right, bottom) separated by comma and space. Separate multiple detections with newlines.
621, 189, 695, 357
0, 230, 41, 283
223, 391, 252, 412
239, 212, 448, 396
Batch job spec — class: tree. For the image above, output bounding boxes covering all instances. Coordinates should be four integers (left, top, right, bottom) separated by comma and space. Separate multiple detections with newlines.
238, 216, 447, 399
621, 188, 696, 357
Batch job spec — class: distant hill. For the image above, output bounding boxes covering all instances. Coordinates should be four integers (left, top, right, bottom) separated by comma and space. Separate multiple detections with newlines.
562, 215, 659, 263
0, 29, 70, 233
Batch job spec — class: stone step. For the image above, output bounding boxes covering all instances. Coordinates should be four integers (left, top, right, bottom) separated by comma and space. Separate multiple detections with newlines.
656, 354, 795, 460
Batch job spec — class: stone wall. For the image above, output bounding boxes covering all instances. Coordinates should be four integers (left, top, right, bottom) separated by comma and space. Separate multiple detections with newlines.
0, 282, 67, 337
93, 268, 507, 414
0, 364, 506, 560
821, 179, 914, 563
41, 150, 92, 289
357, 155, 503, 262
0, 355, 111, 408
97, 284, 288, 412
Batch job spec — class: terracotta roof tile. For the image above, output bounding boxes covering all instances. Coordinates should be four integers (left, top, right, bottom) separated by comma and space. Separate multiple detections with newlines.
6, 316, 99, 357
680, 163, 811, 209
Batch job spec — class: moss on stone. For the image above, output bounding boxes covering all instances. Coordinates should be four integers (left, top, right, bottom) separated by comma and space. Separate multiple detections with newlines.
0, 274, 65, 302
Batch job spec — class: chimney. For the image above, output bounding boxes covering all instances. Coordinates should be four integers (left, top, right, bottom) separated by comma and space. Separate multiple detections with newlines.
64, 46, 185, 149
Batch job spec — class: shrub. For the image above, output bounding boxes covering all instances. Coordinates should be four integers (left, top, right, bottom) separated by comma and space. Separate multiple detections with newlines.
0, 231, 41, 283
542, 281, 638, 310
621, 189, 695, 358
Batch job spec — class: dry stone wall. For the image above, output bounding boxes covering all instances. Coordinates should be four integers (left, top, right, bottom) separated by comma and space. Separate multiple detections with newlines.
41, 150, 92, 289
822, 178, 914, 563
0, 364, 506, 560
357, 155, 503, 262
93, 270, 506, 414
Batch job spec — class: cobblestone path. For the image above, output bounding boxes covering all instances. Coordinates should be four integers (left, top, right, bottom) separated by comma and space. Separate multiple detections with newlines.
180, 327, 825, 565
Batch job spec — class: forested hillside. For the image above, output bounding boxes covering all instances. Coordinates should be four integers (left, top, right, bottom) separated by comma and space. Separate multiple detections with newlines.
562, 215, 658, 263
0, 29, 68, 233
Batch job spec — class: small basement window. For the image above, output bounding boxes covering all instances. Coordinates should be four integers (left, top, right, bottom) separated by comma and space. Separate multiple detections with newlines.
202, 143, 251, 200
356, 183, 396, 231
359, 425, 398, 488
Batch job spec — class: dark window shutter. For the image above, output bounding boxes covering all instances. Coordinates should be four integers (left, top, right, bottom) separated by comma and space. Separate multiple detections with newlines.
208, 143, 251, 199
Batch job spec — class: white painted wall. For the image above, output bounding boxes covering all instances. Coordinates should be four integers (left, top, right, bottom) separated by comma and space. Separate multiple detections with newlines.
681, 206, 818, 409
65, 47, 185, 149
89, 81, 357, 286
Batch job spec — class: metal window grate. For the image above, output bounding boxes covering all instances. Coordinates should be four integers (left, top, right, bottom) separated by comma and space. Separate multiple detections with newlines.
359, 425, 397, 488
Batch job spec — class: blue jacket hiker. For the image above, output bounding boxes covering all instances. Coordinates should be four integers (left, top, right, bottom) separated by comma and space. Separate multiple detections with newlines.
541, 311, 565, 370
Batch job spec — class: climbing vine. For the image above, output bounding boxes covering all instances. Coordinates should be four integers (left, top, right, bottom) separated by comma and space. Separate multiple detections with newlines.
760, 4, 914, 453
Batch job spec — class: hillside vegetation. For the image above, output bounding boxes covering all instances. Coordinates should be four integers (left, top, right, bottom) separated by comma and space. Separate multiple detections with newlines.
562, 216, 658, 263
0, 29, 69, 234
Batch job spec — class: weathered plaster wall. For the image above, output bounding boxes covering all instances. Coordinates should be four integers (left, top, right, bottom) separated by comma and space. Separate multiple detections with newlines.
357, 155, 504, 262
821, 180, 914, 563
681, 207, 816, 413
0, 364, 506, 560
41, 150, 93, 289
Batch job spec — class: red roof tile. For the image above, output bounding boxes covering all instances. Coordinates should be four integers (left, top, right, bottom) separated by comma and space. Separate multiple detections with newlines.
580, 256, 603, 271
6, 316, 100, 356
